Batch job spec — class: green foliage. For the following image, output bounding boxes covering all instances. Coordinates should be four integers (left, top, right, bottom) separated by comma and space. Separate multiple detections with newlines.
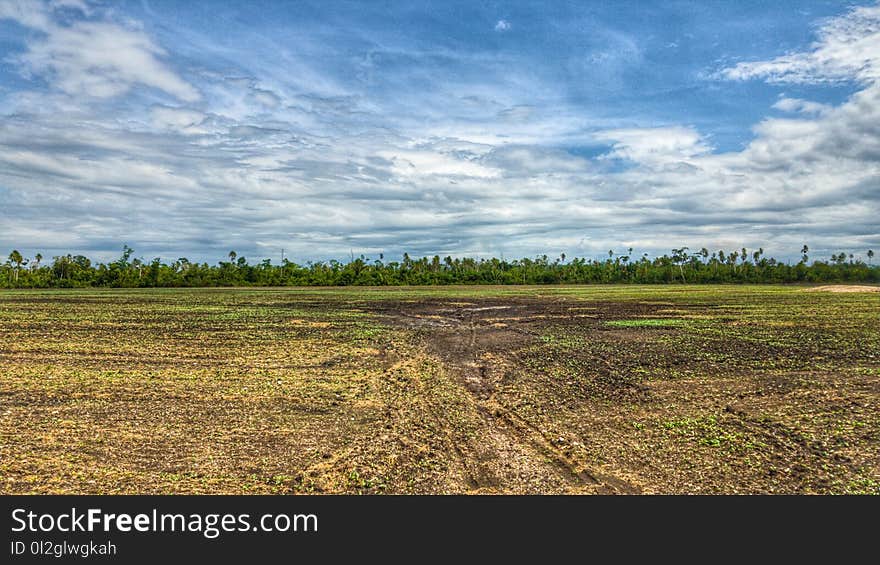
1, 246, 879, 288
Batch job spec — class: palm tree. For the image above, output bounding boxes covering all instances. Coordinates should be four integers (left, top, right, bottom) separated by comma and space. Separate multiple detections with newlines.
228, 250, 237, 263
8, 250, 23, 282
671, 247, 689, 282
868, 250, 874, 265
32, 253, 42, 271
801, 245, 809, 264
118, 245, 134, 269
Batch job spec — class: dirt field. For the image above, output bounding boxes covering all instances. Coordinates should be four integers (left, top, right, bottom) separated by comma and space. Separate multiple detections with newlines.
1, 285, 878, 494
804, 285, 880, 293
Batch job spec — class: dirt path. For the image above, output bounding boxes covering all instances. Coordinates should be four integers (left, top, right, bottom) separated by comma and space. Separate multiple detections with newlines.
377, 299, 639, 494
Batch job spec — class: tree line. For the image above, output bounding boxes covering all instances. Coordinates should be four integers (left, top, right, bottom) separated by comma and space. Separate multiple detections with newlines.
1, 245, 877, 288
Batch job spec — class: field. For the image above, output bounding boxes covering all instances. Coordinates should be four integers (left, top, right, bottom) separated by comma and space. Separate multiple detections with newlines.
1, 285, 878, 494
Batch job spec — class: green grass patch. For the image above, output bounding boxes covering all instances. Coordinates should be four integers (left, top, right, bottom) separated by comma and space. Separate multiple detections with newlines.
605, 318, 686, 328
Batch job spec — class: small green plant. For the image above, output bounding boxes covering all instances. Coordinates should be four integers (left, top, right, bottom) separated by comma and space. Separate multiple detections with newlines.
663, 416, 741, 448
605, 318, 686, 328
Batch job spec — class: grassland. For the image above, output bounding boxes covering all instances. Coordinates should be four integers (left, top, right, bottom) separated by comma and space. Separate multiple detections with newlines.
1, 285, 878, 494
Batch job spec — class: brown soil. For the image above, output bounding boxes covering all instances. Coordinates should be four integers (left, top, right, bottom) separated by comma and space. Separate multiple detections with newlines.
1, 289, 877, 494
374, 298, 649, 493
367, 296, 879, 494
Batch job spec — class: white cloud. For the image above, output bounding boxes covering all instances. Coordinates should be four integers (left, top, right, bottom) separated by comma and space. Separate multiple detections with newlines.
494, 20, 511, 32
150, 106, 208, 134
0, 0, 51, 30
595, 126, 712, 166
481, 145, 589, 176
772, 97, 831, 115
497, 104, 533, 122
250, 88, 281, 108
50, 0, 90, 14
722, 5, 880, 84
0, 3, 878, 263
0, 1, 199, 101
378, 149, 501, 178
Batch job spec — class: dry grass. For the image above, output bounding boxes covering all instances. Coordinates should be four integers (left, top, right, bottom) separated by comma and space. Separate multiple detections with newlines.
804, 285, 880, 293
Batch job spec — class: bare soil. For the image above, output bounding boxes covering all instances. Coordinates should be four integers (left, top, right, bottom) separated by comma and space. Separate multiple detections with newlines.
1, 288, 877, 494
369, 295, 879, 493
804, 285, 880, 293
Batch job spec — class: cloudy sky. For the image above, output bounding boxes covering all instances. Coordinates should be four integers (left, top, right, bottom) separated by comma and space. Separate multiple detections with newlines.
0, 1, 878, 264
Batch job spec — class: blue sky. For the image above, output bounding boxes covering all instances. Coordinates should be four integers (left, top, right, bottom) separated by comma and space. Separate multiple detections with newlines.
0, 0, 878, 264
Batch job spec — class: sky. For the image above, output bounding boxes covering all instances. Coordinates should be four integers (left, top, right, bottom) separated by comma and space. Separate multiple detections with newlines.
0, 0, 878, 264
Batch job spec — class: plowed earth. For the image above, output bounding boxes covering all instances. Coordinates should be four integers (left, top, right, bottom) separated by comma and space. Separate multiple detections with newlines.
1, 286, 878, 494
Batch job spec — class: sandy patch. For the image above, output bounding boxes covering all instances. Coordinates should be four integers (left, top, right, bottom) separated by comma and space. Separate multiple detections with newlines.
804, 285, 880, 293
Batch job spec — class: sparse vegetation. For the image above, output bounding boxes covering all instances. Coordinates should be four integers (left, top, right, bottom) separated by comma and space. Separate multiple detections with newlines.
1, 285, 877, 494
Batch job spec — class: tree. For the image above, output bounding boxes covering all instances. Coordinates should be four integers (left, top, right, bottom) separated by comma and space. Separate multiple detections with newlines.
671, 247, 689, 283
228, 250, 237, 263
8, 250, 23, 282
801, 245, 809, 264
117, 245, 134, 269
0, 244, 877, 288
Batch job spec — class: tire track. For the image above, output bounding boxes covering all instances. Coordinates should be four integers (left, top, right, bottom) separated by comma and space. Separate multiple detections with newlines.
382, 301, 639, 494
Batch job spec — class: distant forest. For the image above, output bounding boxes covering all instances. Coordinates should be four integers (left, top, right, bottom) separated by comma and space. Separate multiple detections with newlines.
2, 245, 878, 288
